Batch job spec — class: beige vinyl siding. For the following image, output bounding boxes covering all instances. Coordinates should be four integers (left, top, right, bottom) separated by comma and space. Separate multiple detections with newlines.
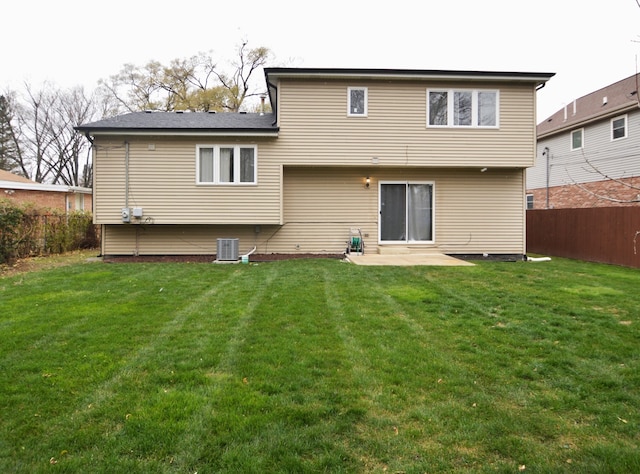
102, 224, 273, 256
282, 167, 525, 255
102, 167, 525, 256
275, 79, 536, 168
93, 136, 281, 225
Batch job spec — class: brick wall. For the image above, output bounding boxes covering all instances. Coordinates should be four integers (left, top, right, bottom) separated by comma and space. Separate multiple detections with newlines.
527, 177, 640, 209
2, 189, 92, 212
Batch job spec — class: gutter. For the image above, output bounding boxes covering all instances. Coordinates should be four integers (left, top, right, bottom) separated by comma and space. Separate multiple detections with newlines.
0, 180, 92, 194
76, 129, 279, 138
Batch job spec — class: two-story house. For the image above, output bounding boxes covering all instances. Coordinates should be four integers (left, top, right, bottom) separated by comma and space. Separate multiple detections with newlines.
76, 67, 553, 259
527, 72, 640, 209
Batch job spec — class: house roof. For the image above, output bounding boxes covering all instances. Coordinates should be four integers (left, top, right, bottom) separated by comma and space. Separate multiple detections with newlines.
537, 72, 640, 138
264, 67, 555, 83
0, 170, 91, 194
0, 169, 33, 184
75, 111, 278, 136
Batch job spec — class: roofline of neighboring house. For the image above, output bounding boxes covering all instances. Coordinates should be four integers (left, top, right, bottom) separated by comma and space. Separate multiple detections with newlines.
263, 67, 555, 84
537, 101, 639, 140
0, 180, 92, 194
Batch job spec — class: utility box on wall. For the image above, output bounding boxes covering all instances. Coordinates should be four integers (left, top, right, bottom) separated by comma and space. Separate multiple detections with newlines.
217, 238, 239, 261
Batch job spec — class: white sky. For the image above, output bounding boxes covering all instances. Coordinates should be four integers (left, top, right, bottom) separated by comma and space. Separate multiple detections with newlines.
3, 0, 640, 122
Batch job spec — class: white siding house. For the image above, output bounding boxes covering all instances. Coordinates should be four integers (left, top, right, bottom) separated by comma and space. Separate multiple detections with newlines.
528, 73, 640, 209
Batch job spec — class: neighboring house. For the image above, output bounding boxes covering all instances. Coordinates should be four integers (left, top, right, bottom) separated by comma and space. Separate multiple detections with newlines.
527, 72, 640, 209
0, 169, 92, 212
75, 67, 553, 259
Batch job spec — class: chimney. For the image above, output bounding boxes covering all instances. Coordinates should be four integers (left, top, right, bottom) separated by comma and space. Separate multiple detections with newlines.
260, 94, 266, 116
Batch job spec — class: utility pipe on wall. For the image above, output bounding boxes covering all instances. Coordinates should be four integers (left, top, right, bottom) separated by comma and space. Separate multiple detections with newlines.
543, 146, 550, 209
125, 141, 130, 210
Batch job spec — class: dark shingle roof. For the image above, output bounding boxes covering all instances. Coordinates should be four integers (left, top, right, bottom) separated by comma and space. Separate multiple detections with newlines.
75, 111, 278, 134
537, 73, 640, 137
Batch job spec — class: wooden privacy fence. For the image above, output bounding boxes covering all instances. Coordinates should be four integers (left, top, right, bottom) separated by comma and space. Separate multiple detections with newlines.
527, 207, 640, 268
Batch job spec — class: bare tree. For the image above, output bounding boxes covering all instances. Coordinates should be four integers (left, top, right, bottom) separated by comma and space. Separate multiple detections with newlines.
97, 43, 271, 115
213, 41, 271, 112
563, 151, 640, 204
49, 87, 96, 187
13, 83, 96, 186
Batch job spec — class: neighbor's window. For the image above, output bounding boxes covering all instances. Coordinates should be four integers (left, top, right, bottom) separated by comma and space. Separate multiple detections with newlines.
526, 194, 534, 210
428, 89, 498, 127
197, 145, 256, 184
348, 87, 368, 116
611, 115, 627, 140
571, 128, 583, 150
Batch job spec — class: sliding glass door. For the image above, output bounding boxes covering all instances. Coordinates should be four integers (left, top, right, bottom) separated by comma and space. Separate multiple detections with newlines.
380, 182, 434, 243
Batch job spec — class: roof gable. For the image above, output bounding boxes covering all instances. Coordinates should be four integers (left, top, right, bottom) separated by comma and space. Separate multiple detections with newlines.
537, 73, 640, 137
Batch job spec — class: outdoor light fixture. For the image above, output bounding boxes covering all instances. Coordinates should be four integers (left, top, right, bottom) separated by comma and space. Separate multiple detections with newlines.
365, 176, 371, 188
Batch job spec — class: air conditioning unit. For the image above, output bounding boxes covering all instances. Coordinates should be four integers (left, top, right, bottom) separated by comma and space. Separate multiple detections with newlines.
217, 238, 239, 261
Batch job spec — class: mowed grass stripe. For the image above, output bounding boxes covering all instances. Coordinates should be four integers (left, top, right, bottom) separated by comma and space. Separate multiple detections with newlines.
0, 263, 252, 469
67, 264, 275, 469
189, 261, 361, 472
169, 263, 280, 472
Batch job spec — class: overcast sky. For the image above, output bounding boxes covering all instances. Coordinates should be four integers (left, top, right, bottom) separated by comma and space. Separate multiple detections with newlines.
4, 0, 639, 122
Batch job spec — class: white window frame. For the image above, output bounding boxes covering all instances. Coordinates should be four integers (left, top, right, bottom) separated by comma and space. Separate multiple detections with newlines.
196, 144, 257, 185
347, 87, 368, 117
570, 128, 584, 151
611, 114, 627, 141
426, 89, 499, 128
526, 194, 534, 210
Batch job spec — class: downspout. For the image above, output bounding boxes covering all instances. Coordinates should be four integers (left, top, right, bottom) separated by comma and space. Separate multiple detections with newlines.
543, 147, 550, 208
125, 141, 130, 210
82, 131, 103, 256
266, 80, 278, 126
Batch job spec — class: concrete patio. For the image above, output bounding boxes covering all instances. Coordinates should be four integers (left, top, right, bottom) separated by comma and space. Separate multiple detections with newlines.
345, 253, 475, 266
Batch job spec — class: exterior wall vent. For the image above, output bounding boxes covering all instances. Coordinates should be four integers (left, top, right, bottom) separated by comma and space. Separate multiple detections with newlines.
217, 238, 239, 261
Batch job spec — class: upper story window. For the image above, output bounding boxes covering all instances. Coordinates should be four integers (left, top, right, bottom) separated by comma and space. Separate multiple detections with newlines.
611, 115, 627, 140
197, 145, 256, 185
570, 128, 583, 151
348, 87, 368, 116
427, 89, 498, 127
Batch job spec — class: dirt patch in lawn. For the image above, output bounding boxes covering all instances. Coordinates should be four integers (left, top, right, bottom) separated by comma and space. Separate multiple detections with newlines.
1, 252, 345, 277
0, 249, 101, 277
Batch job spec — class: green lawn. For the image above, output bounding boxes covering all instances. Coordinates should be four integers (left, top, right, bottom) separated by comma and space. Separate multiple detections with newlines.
0, 256, 638, 473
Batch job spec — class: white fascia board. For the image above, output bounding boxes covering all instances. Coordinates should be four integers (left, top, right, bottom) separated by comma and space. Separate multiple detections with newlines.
0, 180, 92, 193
